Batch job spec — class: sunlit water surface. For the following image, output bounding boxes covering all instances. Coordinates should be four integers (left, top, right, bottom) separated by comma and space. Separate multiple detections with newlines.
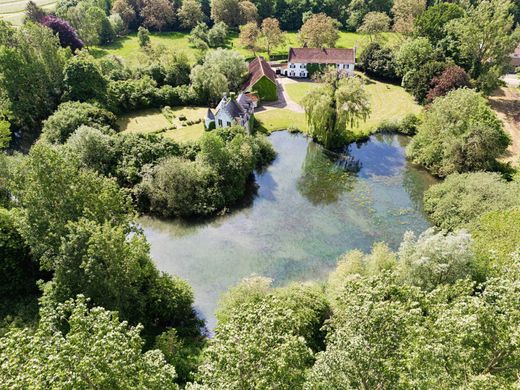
141, 131, 437, 329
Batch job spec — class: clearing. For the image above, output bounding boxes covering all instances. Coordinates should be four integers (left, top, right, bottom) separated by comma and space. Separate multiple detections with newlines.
118, 106, 207, 143
489, 87, 520, 165
92, 31, 402, 66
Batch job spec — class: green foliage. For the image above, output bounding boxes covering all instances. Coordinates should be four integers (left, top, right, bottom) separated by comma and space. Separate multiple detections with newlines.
406, 89, 510, 176
62, 54, 108, 103
197, 282, 328, 389
414, 3, 465, 44
299, 13, 340, 48
42, 101, 117, 143
402, 60, 446, 103
0, 295, 179, 389
138, 26, 151, 48
250, 75, 277, 101
359, 41, 397, 80
0, 120, 11, 149
424, 172, 520, 230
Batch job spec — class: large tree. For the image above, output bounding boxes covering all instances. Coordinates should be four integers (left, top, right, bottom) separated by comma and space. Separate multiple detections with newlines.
210, 0, 240, 27
261, 17, 284, 57
141, 0, 176, 31
178, 0, 206, 29
302, 73, 371, 148
357, 11, 390, 41
392, 0, 426, 35
299, 13, 340, 48
239, 22, 261, 55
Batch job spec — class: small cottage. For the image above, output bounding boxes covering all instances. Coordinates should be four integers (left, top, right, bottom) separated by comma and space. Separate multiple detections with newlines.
281, 47, 356, 78
243, 57, 278, 101
205, 92, 256, 131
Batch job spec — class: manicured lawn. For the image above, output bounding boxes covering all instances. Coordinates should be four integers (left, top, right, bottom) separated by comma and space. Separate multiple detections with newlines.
255, 109, 307, 133
92, 31, 402, 65
284, 82, 321, 105
118, 106, 207, 142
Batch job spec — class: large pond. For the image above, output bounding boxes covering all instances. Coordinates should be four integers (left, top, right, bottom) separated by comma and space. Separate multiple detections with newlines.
141, 131, 437, 329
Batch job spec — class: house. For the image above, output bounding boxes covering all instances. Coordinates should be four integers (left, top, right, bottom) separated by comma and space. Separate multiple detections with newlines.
205, 92, 256, 131
281, 47, 356, 78
243, 57, 278, 101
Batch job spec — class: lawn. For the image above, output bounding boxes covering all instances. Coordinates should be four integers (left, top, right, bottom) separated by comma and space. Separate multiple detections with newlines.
284, 75, 421, 138
0, 0, 55, 25
118, 106, 207, 143
255, 109, 307, 133
92, 31, 402, 65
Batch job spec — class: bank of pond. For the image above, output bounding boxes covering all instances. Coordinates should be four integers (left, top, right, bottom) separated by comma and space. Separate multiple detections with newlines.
141, 131, 437, 329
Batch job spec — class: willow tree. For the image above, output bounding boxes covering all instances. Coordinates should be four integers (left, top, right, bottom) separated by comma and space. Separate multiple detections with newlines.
302, 72, 371, 148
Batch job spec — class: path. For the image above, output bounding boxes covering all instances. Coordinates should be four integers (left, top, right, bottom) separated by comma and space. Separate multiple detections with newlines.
256, 77, 305, 113
489, 87, 520, 164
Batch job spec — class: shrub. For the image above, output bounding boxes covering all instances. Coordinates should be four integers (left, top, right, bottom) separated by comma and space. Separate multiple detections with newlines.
426, 65, 471, 103
40, 15, 84, 51
359, 42, 398, 80
42, 101, 117, 143
62, 55, 108, 103
406, 88, 510, 176
423, 172, 520, 230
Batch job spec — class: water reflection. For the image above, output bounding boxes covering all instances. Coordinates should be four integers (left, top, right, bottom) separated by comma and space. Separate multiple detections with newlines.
142, 131, 436, 330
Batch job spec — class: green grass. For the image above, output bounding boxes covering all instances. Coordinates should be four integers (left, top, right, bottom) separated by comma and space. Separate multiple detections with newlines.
118, 106, 207, 143
92, 31, 402, 66
284, 75, 421, 138
255, 109, 307, 133
0, 0, 55, 25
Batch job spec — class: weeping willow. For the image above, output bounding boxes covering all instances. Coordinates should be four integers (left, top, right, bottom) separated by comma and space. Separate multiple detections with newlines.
302, 73, 371, 148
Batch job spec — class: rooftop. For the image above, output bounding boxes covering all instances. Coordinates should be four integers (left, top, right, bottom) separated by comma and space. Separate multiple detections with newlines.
288, 48, 355, 64
243, 57, 277, 90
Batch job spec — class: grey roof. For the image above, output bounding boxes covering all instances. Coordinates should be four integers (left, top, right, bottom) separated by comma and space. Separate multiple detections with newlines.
206, 108, 215, 120
215, 97, 246, 119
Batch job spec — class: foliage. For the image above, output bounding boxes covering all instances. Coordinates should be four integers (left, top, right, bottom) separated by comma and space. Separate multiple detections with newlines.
24, 1, 47, 23
239, 22, 261, 55
395, 37, 435, 78
210, 0, 241, 27
359, 42, 397, 80
62, 54, 108, 103
41, 15, 84, 51
0, 295, 179, 389
138, 26, 151, 48
414, 3, 465, 44
402, 60, 446, 103
238, 1, 259, 25
357, 11, 390, 40
42, 101, 117, 143
141, 0, 176, 32
112, 0, 136, 31
178, 0, 206, 30
207, 21, 228, 47
406, 89, 510, 176
197, 282, 328, 389
302, 73, 371, 148
391, 0, 426, 35
423, 172, 520, 230
109, 13, 126, 36
426, 65, 471, 103
0, 120, 11, 149
299, 13, 340, 48
261, 17, 285, 57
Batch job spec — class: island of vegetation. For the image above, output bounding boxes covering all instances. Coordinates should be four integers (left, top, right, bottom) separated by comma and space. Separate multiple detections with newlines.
1, 0, 520, 387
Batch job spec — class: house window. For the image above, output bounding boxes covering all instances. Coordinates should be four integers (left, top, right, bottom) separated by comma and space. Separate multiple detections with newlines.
300, 72, 305, 77
289, 64, 295, 68
301, 64, 306, 68
227, 121, 231, 127
218, 119, 222, 127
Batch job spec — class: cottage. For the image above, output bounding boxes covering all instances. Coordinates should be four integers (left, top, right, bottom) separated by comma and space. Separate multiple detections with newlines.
243, 57, 278, 101
281, 47, 356, 78
205, 92, 256, 131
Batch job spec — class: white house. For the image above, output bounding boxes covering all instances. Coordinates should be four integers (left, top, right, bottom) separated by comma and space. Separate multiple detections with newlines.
281, 48, 356, 78
205, 92, 257, 130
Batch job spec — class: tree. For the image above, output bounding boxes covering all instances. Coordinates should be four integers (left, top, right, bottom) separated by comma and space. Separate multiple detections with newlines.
359, 42, 397, 80
141, 0, 176, 31
42, 101, 116, 144
109, 13, 126, 36
0, 120, 11, 149
238, 0, 258, 25
239, 22, 261, 55
446, 0, 520, 93
299, 13, 340, 48
0, 295, 179, 389
423, 172, 520, 230
357, 11, 390, 41
138, 26, 151, 48
392, 0, 426, 35
211, 0, 240, 27
414, 3, 465, 44
395, 37, 435, 78
178, 0, 206, 30
302, 73, 371, 148
402, 60, 446, 103
406, 89, 510, 176
261, 17, 284, 57
207, 21, 227, 47
426, 65, 471, 103
62, 55, 108, 103
111, 0, 136, 31
77, 6, 112, 46
24, 0, 46, 22
41, 15, 84, 51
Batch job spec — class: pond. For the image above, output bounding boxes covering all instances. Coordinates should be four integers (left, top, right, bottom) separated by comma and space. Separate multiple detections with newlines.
141, 131, 437, 330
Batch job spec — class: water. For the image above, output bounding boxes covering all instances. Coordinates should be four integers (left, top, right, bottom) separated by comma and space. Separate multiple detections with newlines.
141, 131, 437, 329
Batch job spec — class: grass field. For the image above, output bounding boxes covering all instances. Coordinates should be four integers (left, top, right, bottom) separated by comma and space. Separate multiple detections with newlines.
92, 31, 402, 66
255, 109, 307, 133
118, 106, 207, 143
0, 0, 55, 25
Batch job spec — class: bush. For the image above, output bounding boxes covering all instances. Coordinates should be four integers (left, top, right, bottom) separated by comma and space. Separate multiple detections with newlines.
106, 76, 159, 113
406, 88, 510, 176
359, 42, 398, 80
40, 15, 84, 51
426, 65, 471, 103
62, 55, 107, 103
42, 101, 117, 143
423, 172, 520, 230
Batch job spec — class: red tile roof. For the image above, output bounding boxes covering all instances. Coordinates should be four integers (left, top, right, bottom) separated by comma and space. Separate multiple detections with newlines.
243, 57, 277, 90
288, 48, 355, 64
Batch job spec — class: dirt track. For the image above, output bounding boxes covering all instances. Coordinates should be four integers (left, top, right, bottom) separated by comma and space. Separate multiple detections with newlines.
489, 87, 520, 165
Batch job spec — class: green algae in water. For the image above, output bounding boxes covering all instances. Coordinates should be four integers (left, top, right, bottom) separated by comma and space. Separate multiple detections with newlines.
140, 131, 437, 329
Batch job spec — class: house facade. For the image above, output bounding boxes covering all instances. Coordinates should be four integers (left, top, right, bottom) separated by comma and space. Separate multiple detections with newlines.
243, 57, 278, 101
281, 48, 356, 78
205, 93, 257, 131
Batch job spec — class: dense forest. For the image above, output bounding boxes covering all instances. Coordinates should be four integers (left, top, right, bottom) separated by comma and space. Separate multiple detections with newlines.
1, 0, 520, 387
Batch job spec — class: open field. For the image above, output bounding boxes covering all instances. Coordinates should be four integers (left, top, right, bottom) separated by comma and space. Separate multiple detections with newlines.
0, 0, 55, 25
255, 108, 308, 133
118, 106, 207, 143
92, 31, 402, 65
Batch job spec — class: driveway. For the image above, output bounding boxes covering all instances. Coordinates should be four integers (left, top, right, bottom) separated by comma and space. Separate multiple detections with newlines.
501, 73, 520, 88
256, 77, 305, 113
489, 87, 520, 164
